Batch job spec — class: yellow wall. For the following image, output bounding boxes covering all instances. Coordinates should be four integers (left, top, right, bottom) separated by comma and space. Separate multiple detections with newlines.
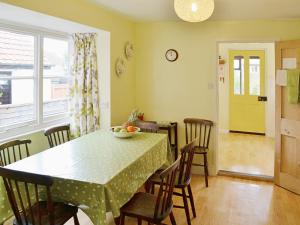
17, 131, 49, 155
0, 0, 136, 125
135, 20, 300, 173
3, 0, 300, 174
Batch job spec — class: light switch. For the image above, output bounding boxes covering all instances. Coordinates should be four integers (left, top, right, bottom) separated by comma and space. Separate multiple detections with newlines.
208, 82, 215, 90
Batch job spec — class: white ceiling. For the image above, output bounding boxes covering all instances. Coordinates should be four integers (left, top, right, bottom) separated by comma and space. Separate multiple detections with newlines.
91, 0, 300, 22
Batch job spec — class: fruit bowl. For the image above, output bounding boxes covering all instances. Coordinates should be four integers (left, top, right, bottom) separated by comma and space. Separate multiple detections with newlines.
111, 126, 140, 138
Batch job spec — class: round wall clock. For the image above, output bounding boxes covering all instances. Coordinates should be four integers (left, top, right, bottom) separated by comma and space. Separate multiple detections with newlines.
115, 57, 125, 76
165, 49, 179, 62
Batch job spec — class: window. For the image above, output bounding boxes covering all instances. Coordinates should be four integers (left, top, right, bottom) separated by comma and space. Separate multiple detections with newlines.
233, 56, 244, 95
0, 27, 70, 133
249, 56, 260, 96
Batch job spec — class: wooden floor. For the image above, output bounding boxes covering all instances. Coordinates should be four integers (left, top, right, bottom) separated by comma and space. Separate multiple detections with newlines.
219, 133, 275, 176
64, 175, 300, 225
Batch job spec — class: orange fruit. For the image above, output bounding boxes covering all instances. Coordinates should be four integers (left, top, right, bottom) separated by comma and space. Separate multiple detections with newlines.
127, 126, 136, 132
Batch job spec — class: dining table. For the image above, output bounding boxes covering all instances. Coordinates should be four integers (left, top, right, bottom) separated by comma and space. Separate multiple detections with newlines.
0, 129, 173, 225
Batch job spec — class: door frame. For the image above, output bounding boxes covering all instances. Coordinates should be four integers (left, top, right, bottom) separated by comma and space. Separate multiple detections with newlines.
214, 40, 277, 177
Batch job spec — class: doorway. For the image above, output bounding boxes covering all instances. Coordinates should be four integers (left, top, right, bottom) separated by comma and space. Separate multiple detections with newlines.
217, 42, 275, 178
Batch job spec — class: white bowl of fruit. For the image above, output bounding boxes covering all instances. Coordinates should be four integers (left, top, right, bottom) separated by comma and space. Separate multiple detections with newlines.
111, 126, 140, 138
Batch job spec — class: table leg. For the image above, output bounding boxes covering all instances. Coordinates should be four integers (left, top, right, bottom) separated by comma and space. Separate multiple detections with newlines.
114, 216, 120, 225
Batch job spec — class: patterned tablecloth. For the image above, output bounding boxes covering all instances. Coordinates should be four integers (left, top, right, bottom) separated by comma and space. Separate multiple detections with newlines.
0, 130, 172, 225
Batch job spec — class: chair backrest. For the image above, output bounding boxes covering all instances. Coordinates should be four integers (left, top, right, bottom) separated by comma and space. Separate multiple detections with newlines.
0, 139, 31, 166
44, 124, 70, 148
0, 167, 54, 225
135, 120, 159, 133
177, 138, 198, 185
184, 118, 213, 149
154, 157, 181, 220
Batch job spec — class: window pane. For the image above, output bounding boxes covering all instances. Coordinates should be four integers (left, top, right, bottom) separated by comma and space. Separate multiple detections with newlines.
0, 79, 35, 128
0, 30, 35, 77
233, 56, 244, 95
43, 38, 69, 77
43, 38, 69, 117
234, 59, 240, 69
249, 56, 260, 95
0, 78, 12, 105
0, 29, 36, 129
0, 79, 34, 105
43, 77, 68, 117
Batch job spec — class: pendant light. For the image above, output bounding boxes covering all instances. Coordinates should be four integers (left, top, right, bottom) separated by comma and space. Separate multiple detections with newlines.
174, 0, 215, 22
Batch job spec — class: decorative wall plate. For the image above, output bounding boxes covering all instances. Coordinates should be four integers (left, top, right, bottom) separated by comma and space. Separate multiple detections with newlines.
125, 42, 134, 59
115, 57, 125, 76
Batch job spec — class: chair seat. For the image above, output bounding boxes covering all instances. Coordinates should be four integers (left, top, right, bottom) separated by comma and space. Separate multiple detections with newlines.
194, 146, 208, 154
13, 201, 78, 225
148, 171, 190, 188
121, 192, 172, 222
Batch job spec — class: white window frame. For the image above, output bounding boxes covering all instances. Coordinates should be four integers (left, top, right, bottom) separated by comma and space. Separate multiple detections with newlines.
0, 22, 71, 140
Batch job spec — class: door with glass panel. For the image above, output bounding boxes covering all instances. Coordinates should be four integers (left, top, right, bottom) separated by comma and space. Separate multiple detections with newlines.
229, 50, 266, 134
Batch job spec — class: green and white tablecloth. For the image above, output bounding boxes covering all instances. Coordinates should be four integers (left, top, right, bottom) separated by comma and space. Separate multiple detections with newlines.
0, 130, 172, 225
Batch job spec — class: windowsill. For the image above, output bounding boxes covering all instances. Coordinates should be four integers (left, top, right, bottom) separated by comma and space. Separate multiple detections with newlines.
0, 115, 69, 142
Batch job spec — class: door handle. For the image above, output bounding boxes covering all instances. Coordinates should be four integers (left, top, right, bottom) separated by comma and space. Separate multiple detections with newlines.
258, 96, 267, 102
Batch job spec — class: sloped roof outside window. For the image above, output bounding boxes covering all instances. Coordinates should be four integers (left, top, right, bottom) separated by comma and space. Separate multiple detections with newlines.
0, 30, 51, 67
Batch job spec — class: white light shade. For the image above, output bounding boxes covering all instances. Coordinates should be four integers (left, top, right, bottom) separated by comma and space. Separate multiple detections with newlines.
174, 0, 215, 22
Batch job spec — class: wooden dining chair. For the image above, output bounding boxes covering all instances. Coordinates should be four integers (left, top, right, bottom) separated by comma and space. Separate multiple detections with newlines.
44, 124, 71, 148
119, 157, 181, 225
146, 138, 198, 225
135, 120, 159, 133
0, 139, 31, 166
184, 118, 213, 187
0, 167, 80, 225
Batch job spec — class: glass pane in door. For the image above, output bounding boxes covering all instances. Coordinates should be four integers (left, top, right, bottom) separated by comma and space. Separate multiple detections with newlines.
234, 56, 244, 95
249, 56, 260, 95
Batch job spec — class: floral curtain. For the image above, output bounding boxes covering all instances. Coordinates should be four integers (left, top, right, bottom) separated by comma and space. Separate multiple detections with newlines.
70, 33, 100, 137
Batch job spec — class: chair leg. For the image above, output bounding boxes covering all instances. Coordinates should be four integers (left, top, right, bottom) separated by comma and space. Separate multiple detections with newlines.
138, 218, 142, 225
169, 211, 177, 225
151, 183, 155, 194
73, 214, 80, 225
187, 184, 196, 218
145, 181, 151, 193
120, 213, 125, 225
182, 187, 192, 225
203, 153, 209, 187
